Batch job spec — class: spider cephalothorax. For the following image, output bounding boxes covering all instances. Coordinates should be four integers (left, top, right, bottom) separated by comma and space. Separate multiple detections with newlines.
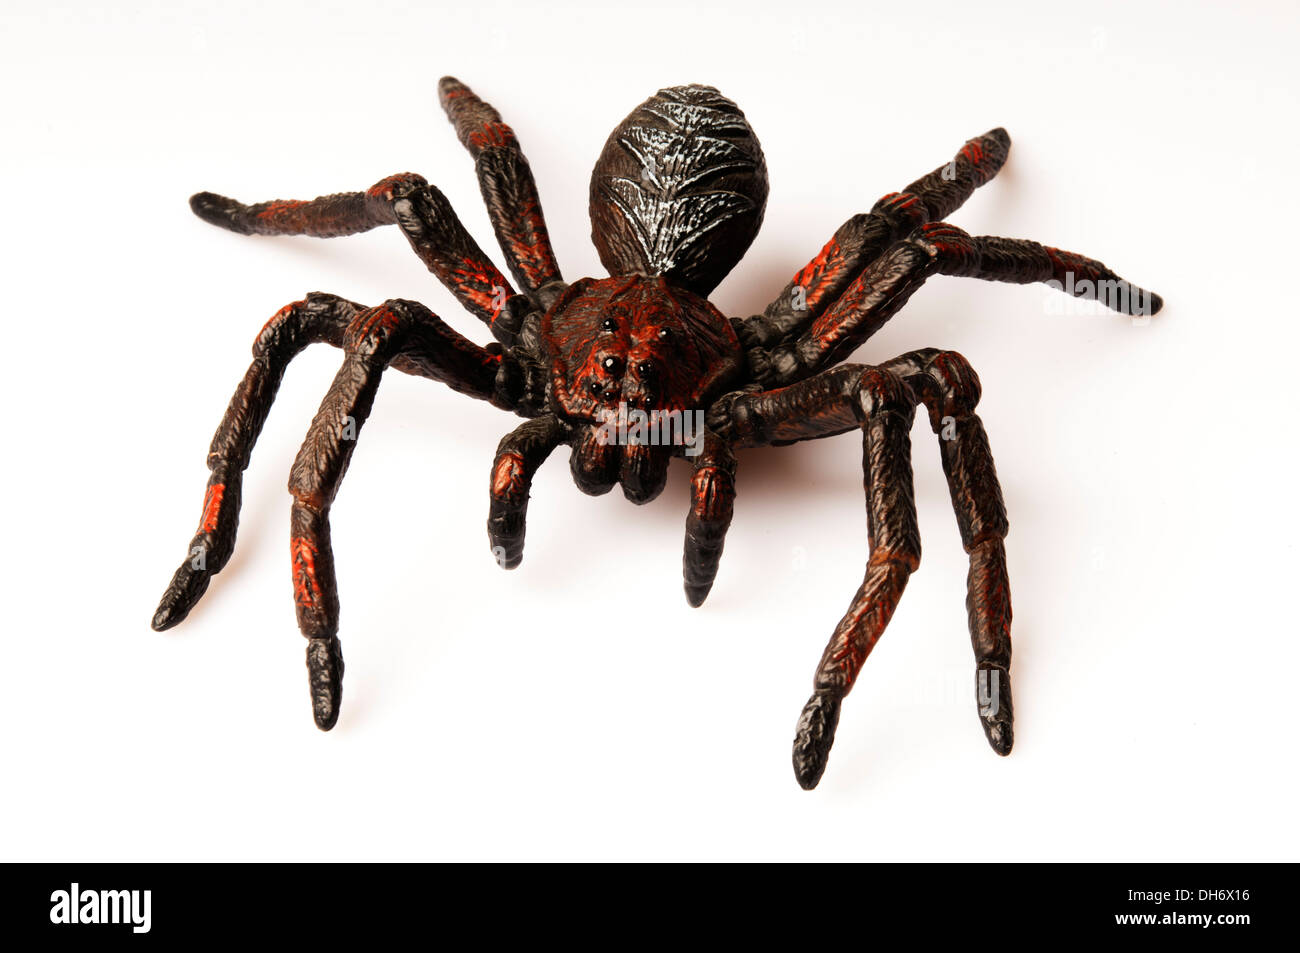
154, 77, 1161, 789
543, 275, 742, 502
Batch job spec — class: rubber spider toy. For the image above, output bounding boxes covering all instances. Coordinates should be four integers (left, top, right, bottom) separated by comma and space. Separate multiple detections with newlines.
154, 79, 1161, 789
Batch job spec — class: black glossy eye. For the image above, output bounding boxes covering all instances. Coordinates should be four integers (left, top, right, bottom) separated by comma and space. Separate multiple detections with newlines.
600, 317, 618, 332
657, 328, 672, 341
602, 356, 621, 373
587, 380, 602, 395
637, 361, 654, 376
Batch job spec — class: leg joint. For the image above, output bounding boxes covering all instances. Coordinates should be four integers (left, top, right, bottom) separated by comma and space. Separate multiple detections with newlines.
919, 349, 983, 428
871, 191, 930, 233
343, 299, 423, 358
910, 222, 980, 275
868, 544, 921, 574
690, 465, 737, 523
851, 367, 916, 424
365, 172, 428, 205
253, 293, 357, 358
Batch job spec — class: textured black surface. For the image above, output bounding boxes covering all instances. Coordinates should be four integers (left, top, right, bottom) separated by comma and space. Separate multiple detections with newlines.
589, 85, 768, 297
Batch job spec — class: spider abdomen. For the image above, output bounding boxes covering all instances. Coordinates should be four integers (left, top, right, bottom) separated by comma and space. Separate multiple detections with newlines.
589, 85, 768, 297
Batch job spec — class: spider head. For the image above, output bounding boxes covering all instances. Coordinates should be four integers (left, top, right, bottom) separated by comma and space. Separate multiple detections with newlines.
540, 275, 742, 503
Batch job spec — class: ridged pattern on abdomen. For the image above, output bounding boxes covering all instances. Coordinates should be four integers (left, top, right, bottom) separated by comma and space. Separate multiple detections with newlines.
589, 85, 768, 297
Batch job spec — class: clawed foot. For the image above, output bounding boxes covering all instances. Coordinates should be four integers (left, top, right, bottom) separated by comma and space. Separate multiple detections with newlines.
154, 562, 346, 731
977, 663, 1014, 756
151, 554, 214, 632
791, 665, 1015, 789
307, 637, 344, 731
792, 691, 842, 790
189, 192, 253, 234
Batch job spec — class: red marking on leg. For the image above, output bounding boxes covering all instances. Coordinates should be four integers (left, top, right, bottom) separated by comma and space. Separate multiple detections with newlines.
256, 299, 306, 343
874, 191, 927, 230
918, 222, 976, 261
962, 140, 985, 165
366, 174, 421, 203
808, 261, 875, 345
1044, 246, 1097, 285
355, 305, 401, 342
792, 236, 841, 289
828, 552, 913, 689
504, 196, 559, 290
199, 483, 225, 534
291, 536, 322, 608
468, 121, 517, 151
257, 200, 307, 220
453, 256, 508, 322
491, 452, 527, 503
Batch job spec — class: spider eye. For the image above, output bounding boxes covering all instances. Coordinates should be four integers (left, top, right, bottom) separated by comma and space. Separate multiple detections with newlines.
587, 380, 603, 395
600, 317, 618, 332
657, 327, 672, 341
601, 356, 622, 374
637, 360, 655, 377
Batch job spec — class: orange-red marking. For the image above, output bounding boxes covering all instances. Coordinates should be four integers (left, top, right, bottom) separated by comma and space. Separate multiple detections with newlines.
199, 483, 225, 534
291, 536, 322, 608
491, 452, 527, 502
257, 200, 307, 219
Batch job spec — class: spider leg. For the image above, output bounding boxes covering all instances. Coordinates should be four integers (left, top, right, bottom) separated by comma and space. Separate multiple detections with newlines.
190, 174, 522, 336
880, 349, 1013, 756
749, 222, 1163, 388
743, 128, 1011, 348
682, 431, 737, 607
153, 294, 503, 643
152, 293, 364, 631
287, 299, 506, 729
712, 358, 1013, 788
747, 366, 921, 790
438, 77, 565, 304
488, 415, 567, 569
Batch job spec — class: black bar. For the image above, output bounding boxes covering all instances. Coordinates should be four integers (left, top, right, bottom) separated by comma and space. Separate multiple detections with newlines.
4, 862, 1287, 941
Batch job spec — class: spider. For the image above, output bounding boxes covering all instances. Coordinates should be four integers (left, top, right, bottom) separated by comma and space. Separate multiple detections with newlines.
153, 78, 1161, 789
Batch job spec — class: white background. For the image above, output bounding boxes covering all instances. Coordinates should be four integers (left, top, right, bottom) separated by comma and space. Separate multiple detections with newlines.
3, 0, 1296, 861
